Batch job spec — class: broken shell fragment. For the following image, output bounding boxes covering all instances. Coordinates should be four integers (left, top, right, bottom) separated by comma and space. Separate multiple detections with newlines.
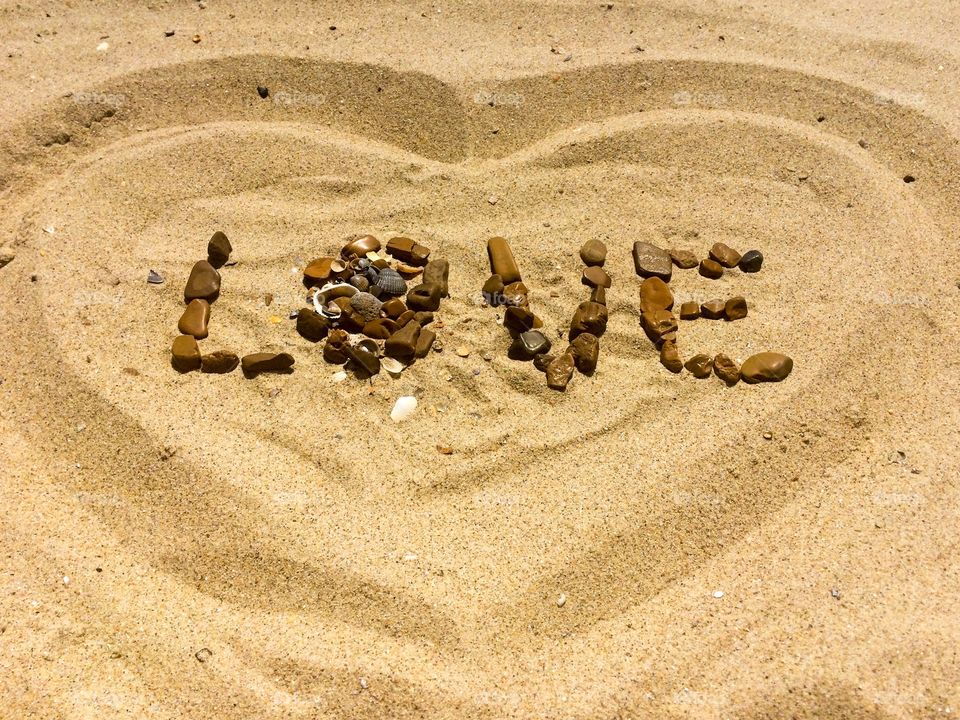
390, 395, 418, 422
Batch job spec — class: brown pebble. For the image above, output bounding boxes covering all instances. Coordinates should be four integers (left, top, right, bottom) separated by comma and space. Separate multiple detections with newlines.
346, 345, 380, 376
263, 293, 274, 306
323, 330, 350, 364
184, 260, 221, 303
546, 352, 576, 390
437, 445, 454, 455
200, 350, 239, 374
569, 301, 608, 339
579, 239, 607, 266
482, 274, 505, 306
570, 333, 599, 373
660, 340, 683, 373
386, 236, 431, 266
679, 301, 700, 320
725, 296, 748, 321
582, 266, 611, 289
178, 299, 210, 339
533, 353, 555, 372
422, 259, 450, 297
385, 320, 421, 363
415, 328, 436, 358
699, 258, 724, 279
700, 299, 726, 319
241, 352, 294, 377
669, 248, 699, 269
363, 318, 398, 339
296, 308, 331, 341
502, 281, 529, 308
171, 335, 201, 372
487, 237, 522, 284
709, 242, 742, 268
684, 354, 713, 378
741, 352, 793, 383
381, 297, 407, 319
341, 235, 380, 258
504, 306, 537, 333
632, 241, 672, 281
207, 231, 232, 268
406, 282, 442, 311
413, 311, 434, 326
713, 354, 740, 386
641, 310, 678, 342
589, 286, 606, 305
639, 277, 673, 313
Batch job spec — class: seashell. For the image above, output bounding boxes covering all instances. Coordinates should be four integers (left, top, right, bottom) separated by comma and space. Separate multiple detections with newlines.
350, 291, 382, 322
318, 282, 358, 303
354, 338, 380, 357
375, 268, 407, 295
390, 395, 417, 422
380, 357, 405, 376
331, 370, 348, 383
348, 274, 370, 292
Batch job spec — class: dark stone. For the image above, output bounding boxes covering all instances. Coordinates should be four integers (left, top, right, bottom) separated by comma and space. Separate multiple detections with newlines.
739, 250, 763, 273
725, 296, 748, 321
422, 259, 450, 297
341, 235, 380, 258
632, 241, 672, 281
699, 258, 724, 279
385, 320, 421, 363
296, 308, 331, 341
200, 350, 239, 374
508, 330, 551, 360
660, 341, 683, 373
413, 311, 434, 326
345, 346, 380, 377
590, 286, 606, 305
684, 354, 713, 378
709, 242, 742, 268
487, 237, 522, 284
256, 85, 269, 98
713, 354, 740, 386
669, 248, 699, 269
171, 335, 201, 372
207, 231, 232, 268
546, 352, 576, 391
579, 239, 607, 266
679, 301, 700, 320
381, 297, 407, 319
504, 306, 536, 333
386, 236, 431, 266
570, 332, 599, 373
700, 299, 726, 319
582, 266, 611, 288
184, 260, 221, 302
414, 328, 436, 358
482, 274, 505, 306
363, 318, 398, 339
323, 330, 350, 364
406, 282, 442, 311
241, 352, 295, 377
741, 352, 793, 383
178, 299, 210, 339
569, 301, 608, 339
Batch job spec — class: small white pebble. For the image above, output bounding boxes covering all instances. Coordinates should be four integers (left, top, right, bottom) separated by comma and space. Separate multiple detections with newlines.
403, 552, 418, 561
359, 677, 369, 690
487, 195, 498, 205
43, 226, 55, 234
713, 590, 724, 598
62, 576, 70, 585
331, 371, 347, 383
96, 41, 109, 52
556, 593, 566, 607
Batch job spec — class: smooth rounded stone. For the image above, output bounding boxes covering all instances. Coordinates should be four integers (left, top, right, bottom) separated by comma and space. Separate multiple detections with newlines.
500, 281, 528, 308
699, 258, 724, 279
569, 301, 608, 339
406, 282, 442, 311
508, 330, 552, 361
374, 267, 407, 295
413, 311, 434, 326
504, 306, 537, 333
386, 236, 431, 266
684, 353, 713, 378
384, 320, 421, 363
482, 274, 505, 306
581, 266, 612, 289
200, 350, 239, 374
679, 301, 700, 320
257, 85, 269, 98
207, 231, 232, 268
713, 354, 741, 386
323, 330, 350, 364
579, 239, 607, 266
348, 274, 370, 292
171, 335, 201, 372
395, 310, 417, 327
590, 286, 606, 305
700, 299, 726, 319
570, 332, 600, 373
363, 318, 398, 339
709, 242, 742, 268
341, 235, 380, 258
241, 352, 294, 377
414, 328, 436, 358
639, 277, 674, 313
304, 257, 337, 283
487, 236, 522, 284
380, 297, 407, 319
741, 352, 793, 383
422, 259, 449, 297
178, 299, 210, 339
546, 352, 576, 391
660, 340, 683, 373
725, 296, 748, 321
669, 248, 699, 269
296, 307, 331, 341
632, 241, 672, 281
641, 310, 678, 341
739, 249, 763, 273
350, 292, 383, 322
345, 345, 380, 377
184, 260, 221, 302
533, 353, 556, 373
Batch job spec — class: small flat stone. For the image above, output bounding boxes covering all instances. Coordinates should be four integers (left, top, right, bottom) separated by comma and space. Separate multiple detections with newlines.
207, 231, 232, 268
700, 299, 726, 319
171, 335, 201, 372
725, 296, 748, 321
256, 85, 269, 98
422, 259, 450, 297
487, 237, 522, 284
570, 332, 599, 373
709, 242, 742, 268
381, 297, 407, 319
406, 283, 442, 311
508, 330, 552, 360
679, 301, 700, 320
414, 328, 436, 358
241, 352, 295, 377
684, 353, 713, 378
200, 350, 239, 374
296, 307, 331, 341
713, 354, 740, 386
579, 239, 607, 266
363, 318, 398, 339
546, 352, 576, 391
660, 341, 683, 373
741, 352, 793, 383
455, 345, 471, 358
482, 274, 505, 306
669, 248, 699, 269
504, 306, 537, 333
345, 346, 380, 377
303, 257, 337, 283
632, 241, 672, 281
533, 353, 555, 373
581, 266, 611, 289
341, 235, 381, 258
178, 299, 210, 339
641, 310, 678, 341
739, 250, 763, 273
184, 260, 221, 302
639, 277, 674, 313
384, 320, 421, 363
569, 301, 608, 339
699, 258, 724, 279
386, 236, 431, 266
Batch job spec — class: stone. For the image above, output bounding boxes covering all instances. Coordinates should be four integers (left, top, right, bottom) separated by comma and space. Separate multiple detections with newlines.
590, 286, 606, 305
345, 346, 380, 376
363, 318, 398, 339
570, 332, 599, 373
414, 328, 436, 358
385, 320, 421, 363
386, 236, 431, 266
341, 235, 380, 258
171, 335, 201, 372
508, 330, 551, 360
632, 241, 672, 281
200, 350, 239, 374
700, 299, 726, 319
406, 282, 442, 311
504, 306, 536, 333
684, 353, 713, 378
502, 281, 529, 307
725, 296, 748, 321
660, 340, 683, 373
533, 353, 555, 373
699, 258, 724, 279
338, 310, 365, 333
184, 260, 221, 302
323, 330, 350, 364
709, 242, 742, 268
413, 311, 434, 326
257, 85, 269, 98
641, 310, 678, 341
741, 352, 793, 383
739, 250, 763, 273
679, 301, 700, 320
303, 257, 336, 283
569, 301, 608, 339
579, 239, 607, 266
455, 346, 471, 358
713, 354, 741, 386
395, 310, 417, 327
296, 307, 331, 341
207, 231, 232, 267
639, 277, 674, 313
178, 299, 210, 339
482, 274, 505, 306
381, 297, 407, 319
487, 236, 522, 284
350, 292, 383, 322
546, 352, 576, 391
422, 259, 450, 297
669, 248, 699, 269
241, 352, 294, 377
582, 266, 611, 288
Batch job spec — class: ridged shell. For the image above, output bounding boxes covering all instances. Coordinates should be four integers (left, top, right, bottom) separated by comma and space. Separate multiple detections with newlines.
375, 268, 407, 295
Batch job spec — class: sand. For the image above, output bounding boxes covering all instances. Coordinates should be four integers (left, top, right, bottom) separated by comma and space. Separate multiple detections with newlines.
1, 1, 959, 717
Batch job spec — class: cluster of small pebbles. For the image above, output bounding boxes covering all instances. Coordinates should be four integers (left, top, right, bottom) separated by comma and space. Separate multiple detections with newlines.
632, 239, 792, 385
171, 232, 295, 378
298, 235, 447, 377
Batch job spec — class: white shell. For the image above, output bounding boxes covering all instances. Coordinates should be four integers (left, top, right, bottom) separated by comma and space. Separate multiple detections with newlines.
381, 357, 405, 376
390, 396, 417, 422
331, 371, 348, 383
